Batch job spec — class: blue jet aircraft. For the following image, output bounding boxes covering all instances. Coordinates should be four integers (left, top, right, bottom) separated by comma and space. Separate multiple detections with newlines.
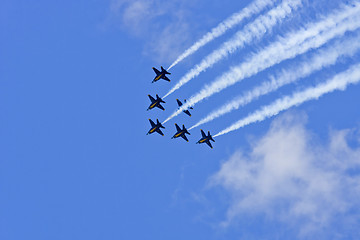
171, 124, 190, 142
152, 66, 171, 83
147, 119, 165, 136
147, 94, 165, 111
176, 99, 193, 117
196, 129, 215, 148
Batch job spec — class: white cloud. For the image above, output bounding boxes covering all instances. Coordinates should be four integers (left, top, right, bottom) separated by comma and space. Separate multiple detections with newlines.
121, 1, 153, 30
209, 112, 360, 238
107, 0, 196, 63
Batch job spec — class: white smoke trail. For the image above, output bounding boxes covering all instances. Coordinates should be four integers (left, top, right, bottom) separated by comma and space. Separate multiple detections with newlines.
189, 33, 360, 129
214, 63, 360, 137
164, 0, 302, 98
167, 0, 275, 70
162, 2, 360, 124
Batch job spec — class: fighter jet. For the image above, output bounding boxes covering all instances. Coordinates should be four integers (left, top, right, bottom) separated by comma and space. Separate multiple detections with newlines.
147, 94, 165, 111
147, 119, 165, 136
171, 124, 190, 142
196, 129, 215, 148
176, 99, 193, 117
152, 66, 171, 83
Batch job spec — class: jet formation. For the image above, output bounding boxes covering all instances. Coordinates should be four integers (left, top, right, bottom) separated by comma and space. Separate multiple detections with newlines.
147, 66, 215, 148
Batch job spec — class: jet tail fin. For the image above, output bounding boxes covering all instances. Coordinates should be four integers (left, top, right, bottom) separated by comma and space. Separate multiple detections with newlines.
156, 94, 165, 103
208, 131, 215, 142
161, 66, 171, 75
183, 125, 190, 135
157, 119, 165, 129
184, 100, 193, 109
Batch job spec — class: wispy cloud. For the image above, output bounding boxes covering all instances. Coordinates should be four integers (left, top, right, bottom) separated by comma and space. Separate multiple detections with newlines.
210, 112, 360, 238
167, 0, 275, 70
164, 0, 302, 98
163, 2, 360, 123
190, 33, 360, 130
214, 63, 360, 137
106, 0, 195, 63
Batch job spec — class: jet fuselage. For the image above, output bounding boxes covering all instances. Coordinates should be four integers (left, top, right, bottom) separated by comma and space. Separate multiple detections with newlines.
147, 119, 165, 136
147, 94, 165, 111
196, 130, 215, 148
152, 66, 171, 83
171, 124, 190, 142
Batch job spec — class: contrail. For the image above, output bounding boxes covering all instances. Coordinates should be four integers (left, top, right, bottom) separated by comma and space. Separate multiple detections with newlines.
162, 2, 360, 124
214, 62, 360, 137
189, 33, 360, 130
164, 0, 302, 98
167, 0, 275, 70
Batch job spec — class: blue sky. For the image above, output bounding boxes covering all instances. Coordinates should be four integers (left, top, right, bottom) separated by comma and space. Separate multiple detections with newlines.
1, 0, 360, 239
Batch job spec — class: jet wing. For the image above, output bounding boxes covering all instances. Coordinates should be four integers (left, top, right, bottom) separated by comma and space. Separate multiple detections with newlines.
181, 134, 189, 142
205, 140, 213, 148
149, 119, 156, 127
148, 95, 155, 102
176, 99, 183, 107
201, 129, 206, 138
162, 75, 171, 82
156, 128, 164, 136
175, 124, 181, 132
152, 67, 160, 75
184, 110, 191, 117
157, 103, 165, 111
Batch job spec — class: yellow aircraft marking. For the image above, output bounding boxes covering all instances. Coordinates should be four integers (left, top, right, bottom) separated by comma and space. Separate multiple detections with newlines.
199, 139, 206, 143
150, 128, 156, 133
150, 102, 157, 109
155, 73, 163, 81
175, 132, 182, 138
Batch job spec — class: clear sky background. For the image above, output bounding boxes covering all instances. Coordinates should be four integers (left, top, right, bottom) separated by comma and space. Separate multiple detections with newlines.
1, 0, 360, 239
